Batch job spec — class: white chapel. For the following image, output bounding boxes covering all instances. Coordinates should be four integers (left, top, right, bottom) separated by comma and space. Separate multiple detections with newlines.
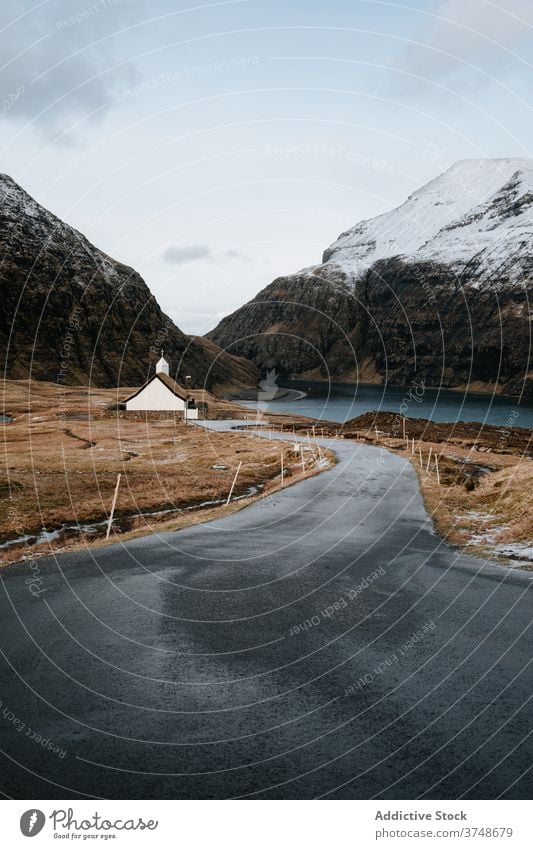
124, 353, 198, 418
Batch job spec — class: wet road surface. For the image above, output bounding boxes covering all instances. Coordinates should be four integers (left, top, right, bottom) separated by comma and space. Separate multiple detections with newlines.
0, 424, 531, 799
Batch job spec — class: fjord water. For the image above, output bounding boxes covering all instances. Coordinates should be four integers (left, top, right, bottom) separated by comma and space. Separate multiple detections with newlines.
241, 380, 533, 428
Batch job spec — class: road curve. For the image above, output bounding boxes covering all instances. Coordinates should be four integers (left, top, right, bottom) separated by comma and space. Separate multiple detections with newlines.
0, 422, 532, 799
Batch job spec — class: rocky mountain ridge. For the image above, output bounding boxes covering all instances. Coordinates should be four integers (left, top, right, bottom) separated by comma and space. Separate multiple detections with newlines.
0, 174, 257, 392
209, 158, 533, 396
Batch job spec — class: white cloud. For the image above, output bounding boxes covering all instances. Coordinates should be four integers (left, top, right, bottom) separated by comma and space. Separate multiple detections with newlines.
163, 244, 251, 265
396, 0, 533, 85
0, 0, 139, 138
164, 244, 212, 265
438, 0, 533, 45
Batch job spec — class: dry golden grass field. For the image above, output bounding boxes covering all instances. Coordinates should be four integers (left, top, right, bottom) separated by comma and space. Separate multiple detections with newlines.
2, 381, 532, 570
333, 412, 533, 569
221, 410, 533, 569
0, 380, 331, 566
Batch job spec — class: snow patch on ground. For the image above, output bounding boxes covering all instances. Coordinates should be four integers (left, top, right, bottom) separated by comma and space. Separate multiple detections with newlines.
463, 511, 495, 522
464, 516, 533, 567
467, 525, 509, 546
493, 541, 533, 563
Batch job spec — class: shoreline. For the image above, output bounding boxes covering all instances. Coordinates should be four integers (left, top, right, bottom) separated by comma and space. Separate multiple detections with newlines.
229, 379, 533, 431
286, 376, 529, 401
2, 378, 532, 573
2, 415, 530, 572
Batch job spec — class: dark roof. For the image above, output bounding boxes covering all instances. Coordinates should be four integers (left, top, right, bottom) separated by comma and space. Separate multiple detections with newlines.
156, 373, 188, 398
123, 373, 188, 404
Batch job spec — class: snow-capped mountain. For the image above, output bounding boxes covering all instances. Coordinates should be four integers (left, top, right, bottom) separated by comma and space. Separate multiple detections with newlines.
323, 158, 533, 283
209, 159, 533, 396
0, 174, 257, 389
414, 165, 533, 287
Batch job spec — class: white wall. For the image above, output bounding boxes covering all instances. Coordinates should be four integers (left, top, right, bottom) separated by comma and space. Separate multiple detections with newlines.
126, 379, 186, 411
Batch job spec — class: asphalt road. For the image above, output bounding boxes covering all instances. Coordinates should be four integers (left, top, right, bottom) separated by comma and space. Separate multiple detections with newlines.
0, 423, 532, 799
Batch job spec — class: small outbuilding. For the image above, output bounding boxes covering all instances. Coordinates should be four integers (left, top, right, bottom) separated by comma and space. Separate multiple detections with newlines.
123, 353, 198, 419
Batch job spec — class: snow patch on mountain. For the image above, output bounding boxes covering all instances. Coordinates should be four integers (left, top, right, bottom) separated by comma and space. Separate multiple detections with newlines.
318, 158, 533, 286
0, 173, 123, 289
415, 165, 533, 286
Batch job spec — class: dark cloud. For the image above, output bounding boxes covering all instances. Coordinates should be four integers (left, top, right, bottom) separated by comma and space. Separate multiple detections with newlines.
0, 0, 139, 138
164, 244, 212, 265
163, 245, 252, 265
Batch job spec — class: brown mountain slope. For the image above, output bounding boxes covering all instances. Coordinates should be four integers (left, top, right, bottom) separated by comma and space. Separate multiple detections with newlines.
208, 159, 533, 397
0, 174, 257, 393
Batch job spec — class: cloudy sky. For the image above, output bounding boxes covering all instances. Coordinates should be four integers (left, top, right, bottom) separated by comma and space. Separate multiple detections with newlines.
2, 0, 532, 334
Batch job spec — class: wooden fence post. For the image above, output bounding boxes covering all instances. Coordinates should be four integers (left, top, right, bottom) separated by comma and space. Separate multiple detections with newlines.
106, 473, 121, 540
226, 461, 242, 506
